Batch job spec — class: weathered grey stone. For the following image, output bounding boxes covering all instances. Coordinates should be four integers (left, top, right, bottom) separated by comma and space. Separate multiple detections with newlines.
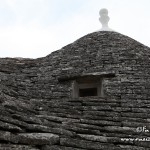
41, 145, 85, 150
0, 121, 23, 132
25, 124, 76, 137
0, 131, 18, 143
60, 138, 122, 150
78, 134, 108, 142
0, 144, 39, 150
0, 31, 150, 149
118, 145, 150, 150
18, 133, 59, 145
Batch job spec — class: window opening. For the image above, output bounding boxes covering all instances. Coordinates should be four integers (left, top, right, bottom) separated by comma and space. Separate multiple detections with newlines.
79, 88, 97, 97
72, 77, 103, 98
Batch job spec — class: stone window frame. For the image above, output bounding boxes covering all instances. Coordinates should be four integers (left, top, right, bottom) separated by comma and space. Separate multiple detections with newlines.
58, 72, 115, 98
72, 79, 103, 98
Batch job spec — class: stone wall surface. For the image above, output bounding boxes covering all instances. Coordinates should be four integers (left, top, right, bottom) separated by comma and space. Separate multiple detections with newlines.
0, 31, 150, 149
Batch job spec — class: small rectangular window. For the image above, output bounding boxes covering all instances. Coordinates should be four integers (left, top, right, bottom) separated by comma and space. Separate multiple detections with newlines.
72, 77, 103, 98
58, 72, 115, 98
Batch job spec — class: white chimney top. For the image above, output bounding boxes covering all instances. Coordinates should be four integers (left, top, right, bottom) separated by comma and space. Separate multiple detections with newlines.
99, 8, 113, 31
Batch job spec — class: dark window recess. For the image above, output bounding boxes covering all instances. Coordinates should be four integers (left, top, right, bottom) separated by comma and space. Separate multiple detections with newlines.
79, 88, 97, 97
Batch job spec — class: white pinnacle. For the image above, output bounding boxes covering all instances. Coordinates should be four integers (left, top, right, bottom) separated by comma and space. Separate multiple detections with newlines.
99, 8, 113, 31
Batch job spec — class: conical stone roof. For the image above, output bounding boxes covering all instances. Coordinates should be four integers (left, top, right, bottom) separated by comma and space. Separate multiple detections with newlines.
47, 31, 150, 99
0, 31, 150, 149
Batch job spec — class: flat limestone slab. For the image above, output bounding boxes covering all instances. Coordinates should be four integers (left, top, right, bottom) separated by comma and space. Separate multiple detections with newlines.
18, 133, 59, 145
0, 144, 39, 150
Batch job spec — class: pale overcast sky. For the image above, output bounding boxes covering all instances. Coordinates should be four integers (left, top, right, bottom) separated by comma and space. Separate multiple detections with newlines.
0, 0, 150, 58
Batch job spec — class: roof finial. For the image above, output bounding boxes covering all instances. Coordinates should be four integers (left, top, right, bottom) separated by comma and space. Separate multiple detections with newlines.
99, 8, 112, 31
